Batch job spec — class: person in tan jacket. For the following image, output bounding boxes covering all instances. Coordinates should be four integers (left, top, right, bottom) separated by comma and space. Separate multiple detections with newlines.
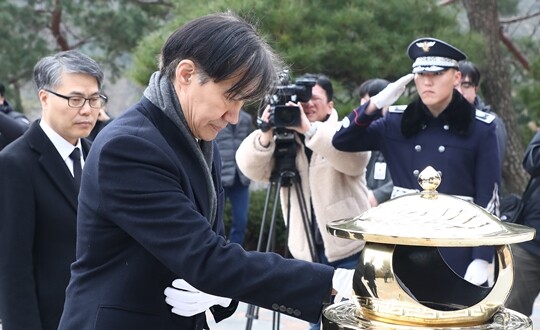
237, 74, 370, 330
236, 74, 370, 268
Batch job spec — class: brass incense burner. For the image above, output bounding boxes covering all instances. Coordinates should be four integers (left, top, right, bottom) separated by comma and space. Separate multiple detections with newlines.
323, 166, 536, 329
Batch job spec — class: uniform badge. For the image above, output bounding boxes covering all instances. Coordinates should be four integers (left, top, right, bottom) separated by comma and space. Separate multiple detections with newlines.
338, 117, 350, 131
475, 109, 496, 124
388, 105, 407, 113
416, 41, 436, 53
374, 162, 387, 180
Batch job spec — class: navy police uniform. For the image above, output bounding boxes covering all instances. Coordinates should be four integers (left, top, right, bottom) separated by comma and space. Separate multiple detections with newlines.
332, 38, 501, 278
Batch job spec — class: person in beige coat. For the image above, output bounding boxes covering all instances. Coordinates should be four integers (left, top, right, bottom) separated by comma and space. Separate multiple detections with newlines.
237, 74, 370, 330
236, 74, 370, 266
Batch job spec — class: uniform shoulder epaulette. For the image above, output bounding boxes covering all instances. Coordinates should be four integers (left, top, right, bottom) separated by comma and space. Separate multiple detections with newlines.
475, 109, 496, 124
388, 105, 407, 113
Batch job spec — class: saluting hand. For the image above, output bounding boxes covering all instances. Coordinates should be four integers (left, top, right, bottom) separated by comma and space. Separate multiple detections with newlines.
369, 73, 414, 112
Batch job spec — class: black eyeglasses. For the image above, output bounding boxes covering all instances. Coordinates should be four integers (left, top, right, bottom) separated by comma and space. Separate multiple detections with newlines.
44, 89, 108, 109
459, 81, 476, 89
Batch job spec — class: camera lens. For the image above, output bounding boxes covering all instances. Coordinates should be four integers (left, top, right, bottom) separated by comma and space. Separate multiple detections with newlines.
273, 105, 301, 127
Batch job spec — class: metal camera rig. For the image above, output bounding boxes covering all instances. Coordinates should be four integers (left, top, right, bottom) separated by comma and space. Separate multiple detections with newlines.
257, 70, 315, 133
257, 70, 316, 186
246, 71, 319, 330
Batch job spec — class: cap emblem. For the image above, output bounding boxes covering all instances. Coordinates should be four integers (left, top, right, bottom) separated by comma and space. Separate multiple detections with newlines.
417, 41, 436, 53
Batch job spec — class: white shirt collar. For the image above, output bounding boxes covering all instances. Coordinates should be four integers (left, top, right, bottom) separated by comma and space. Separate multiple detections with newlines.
39, 119, 82, 163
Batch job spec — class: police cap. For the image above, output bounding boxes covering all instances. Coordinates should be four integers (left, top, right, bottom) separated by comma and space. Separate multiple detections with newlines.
407, 37, 467, 74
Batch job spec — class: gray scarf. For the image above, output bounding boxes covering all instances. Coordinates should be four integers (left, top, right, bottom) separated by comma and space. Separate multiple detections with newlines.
144, 72, 217, 225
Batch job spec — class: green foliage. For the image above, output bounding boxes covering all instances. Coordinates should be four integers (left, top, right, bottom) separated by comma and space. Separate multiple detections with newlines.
129, 30, 169, 85
223, 188, 289, 255
0, 2, 49, 83
253, 0, 460, 85
496, 0, 519, 16
130, 0, 483, 116
0, 0, 169, 112
2, 0, 532, 137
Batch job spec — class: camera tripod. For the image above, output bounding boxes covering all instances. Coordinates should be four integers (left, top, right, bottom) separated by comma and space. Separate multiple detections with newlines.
244, 157, 318, 330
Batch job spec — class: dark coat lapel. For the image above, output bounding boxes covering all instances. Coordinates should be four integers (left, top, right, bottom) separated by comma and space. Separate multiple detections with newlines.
26, 121, 79, 211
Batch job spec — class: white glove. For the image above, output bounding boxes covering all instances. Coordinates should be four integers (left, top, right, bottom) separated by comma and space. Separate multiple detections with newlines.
464, 259, 490, 286
332, 268, 355, 302
164, 279, 232, 317
370, 73, 414, 109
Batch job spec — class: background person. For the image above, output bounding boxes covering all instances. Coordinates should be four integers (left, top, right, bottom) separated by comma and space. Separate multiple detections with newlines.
0, 111, 28, 151
457, 60, 507, 166
58, 13, 354, 330
236, 73, 370, 330
87, 105, 113, 141
333, 37, 501, 287
358, 78, 393, 206
0, 50, 105, 330
505, 130, 540, 316
0, 82, 30, 150
215, 108, 253, 245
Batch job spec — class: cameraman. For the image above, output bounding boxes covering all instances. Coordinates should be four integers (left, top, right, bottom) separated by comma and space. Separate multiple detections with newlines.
236, 74, 370, 329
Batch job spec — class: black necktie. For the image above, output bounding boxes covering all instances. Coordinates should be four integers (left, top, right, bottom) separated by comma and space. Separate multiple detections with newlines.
70, 147, 82, 190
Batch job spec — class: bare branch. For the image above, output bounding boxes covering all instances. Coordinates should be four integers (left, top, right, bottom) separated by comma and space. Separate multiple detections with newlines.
49, 0, 70, 51
499, 27, 530, 71
500, 11, 540, 24
135, 0, 175, 7
437, 0, 457, 6
70, 37, 96, 50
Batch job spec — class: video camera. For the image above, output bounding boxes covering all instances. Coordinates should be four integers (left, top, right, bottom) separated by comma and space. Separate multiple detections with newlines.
258, 70, 316, 132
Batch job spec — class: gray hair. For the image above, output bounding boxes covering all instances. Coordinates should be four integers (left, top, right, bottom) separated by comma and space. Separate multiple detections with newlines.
33, 50, 104, 91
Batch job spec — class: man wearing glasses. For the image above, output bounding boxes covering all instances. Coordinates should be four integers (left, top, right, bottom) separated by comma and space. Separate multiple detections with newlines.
456, 60, 507, 166
0, 50, 106, 330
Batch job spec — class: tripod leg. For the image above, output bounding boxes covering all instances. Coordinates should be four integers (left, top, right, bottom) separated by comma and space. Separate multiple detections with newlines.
256, 182, 274, 252
245, 181, 281, 330
293, 179, 319, 262
272, 311, 281, 330
245, 303, 259, 330
266, 179, 284, 253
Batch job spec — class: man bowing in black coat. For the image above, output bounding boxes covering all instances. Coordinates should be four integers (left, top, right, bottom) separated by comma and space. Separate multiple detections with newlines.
0, 50, 107, 330
58, 12, 355, 330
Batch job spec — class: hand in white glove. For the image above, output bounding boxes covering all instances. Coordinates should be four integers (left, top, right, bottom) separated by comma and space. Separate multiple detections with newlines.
164, 279, 232, 317
332, 268, 355, 302
370, 73, 414, 109
464, 259, 490, 286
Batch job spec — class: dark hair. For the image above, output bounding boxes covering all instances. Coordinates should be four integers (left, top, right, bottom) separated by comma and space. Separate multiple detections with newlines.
299, 73, 333, 101
458, 60, 481, 86
160, 12, 282, 103
0, 82, 4, 97
358, 78, 390, 99
33, 50, 104, 91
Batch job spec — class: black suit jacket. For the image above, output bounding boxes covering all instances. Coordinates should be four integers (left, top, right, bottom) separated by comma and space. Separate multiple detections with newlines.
0, 120, 91, 330
58, 98, 334, 330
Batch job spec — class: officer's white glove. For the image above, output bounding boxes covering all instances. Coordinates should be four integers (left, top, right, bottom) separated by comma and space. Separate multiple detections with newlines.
464, 259, 490, 286
164, 279, 232, 317
332, 268, 355, 302
370, 74, 414, 109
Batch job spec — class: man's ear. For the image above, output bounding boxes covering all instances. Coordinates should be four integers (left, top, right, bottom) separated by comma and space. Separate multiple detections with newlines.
453, 70, 462, 87
175, 59, 196, 85
38, 89, 49, 106
327, 100, 334, 113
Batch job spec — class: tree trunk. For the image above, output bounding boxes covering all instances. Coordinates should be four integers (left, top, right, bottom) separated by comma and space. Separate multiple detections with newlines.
462, 0, 528, 194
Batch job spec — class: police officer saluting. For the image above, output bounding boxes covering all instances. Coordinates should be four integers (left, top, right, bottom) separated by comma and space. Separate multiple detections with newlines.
333, 37, 501, 286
